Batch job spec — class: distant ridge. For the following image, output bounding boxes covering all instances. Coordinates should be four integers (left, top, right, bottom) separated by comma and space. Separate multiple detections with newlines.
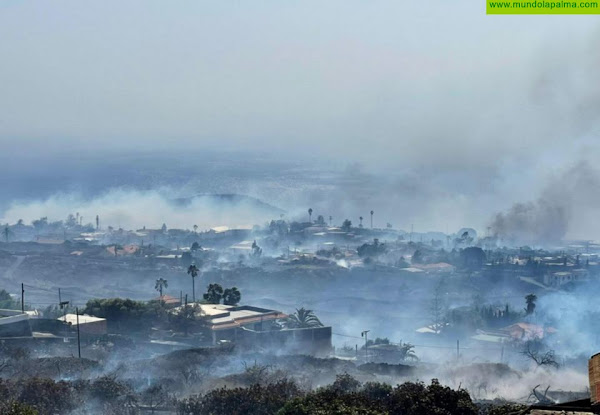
171, 193, 285, 214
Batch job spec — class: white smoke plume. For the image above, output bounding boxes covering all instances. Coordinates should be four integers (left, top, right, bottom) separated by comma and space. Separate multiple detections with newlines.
0, 188, 282, 231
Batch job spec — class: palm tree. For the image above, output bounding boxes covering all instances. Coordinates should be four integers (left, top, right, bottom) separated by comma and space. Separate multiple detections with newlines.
203, 283, 224, 303
359, 216, 363, 228
399, 343, 418, 361
155, 278, 168, 298
525, 294, 537, 315
286, 307, 323, 328
370, 210, 374, 228
193, 224, 198, 234
187, 264, 199, 302
308, 208, 313, 223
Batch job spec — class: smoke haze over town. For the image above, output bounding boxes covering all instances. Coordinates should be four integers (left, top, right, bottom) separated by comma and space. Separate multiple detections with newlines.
2, 2, 600, 242
2, 2, 600, 414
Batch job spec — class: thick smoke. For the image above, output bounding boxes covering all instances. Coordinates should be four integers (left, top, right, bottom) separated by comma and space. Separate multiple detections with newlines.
490, 201, 568, 246
490, 161, 600, 245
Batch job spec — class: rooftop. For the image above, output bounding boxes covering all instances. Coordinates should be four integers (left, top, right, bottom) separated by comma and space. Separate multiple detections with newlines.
60, 314, 106, 325
173, 303, 287, 331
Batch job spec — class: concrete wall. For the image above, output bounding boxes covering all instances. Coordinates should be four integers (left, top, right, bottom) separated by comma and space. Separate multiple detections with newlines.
236, 326, 332, 356
0, 313, 32, 337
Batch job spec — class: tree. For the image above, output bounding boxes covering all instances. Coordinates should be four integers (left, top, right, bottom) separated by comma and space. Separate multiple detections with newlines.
193, 224, 198, 234
285, 308, 323, 328
522, 340, 559, 369
17, 377, 76, 414
412, 249, 423, 264
329, 215, 332, 226
83, 298, 162, 333
203, 283, 224, 304
223, 287, 242, 306
308, 208, 313, 223
3, 226, 10, 242
170, 304, 200, 336
460, 247, 486, 270
370, 210, 374, 228
0, 290, 19, 309
359, 216, 363, 228
251, 240, 262, 257
357, 239, 386, 258
279, 378, 477, 415
341, 219, 352, 232
429, 280, 447, 333
399, 343, 418, 361
141, 384, 168, 414
155, 278, 168, 297
161, 223, 167, 233
66, 214, 77, 228
316, 215, 325, 226
179, 381, 301, 415
525, 294, 537, 315
32, 217, 48, 230
181, 251, 193, 267
95, 215, 99, 230
191, 242, 200, 251
330, 373, 361, 393
187, 264, 199, 302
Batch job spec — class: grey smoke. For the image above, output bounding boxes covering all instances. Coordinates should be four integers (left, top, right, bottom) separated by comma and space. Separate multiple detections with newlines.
490, 161, 600, 245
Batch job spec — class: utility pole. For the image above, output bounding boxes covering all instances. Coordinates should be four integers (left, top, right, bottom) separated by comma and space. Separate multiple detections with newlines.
456, 339, 460, 361
76, 307, 81, 359
59, 288, 63, 322
58, 288, 69, 322
21, 283, 24, 313
361, 330, 370, 362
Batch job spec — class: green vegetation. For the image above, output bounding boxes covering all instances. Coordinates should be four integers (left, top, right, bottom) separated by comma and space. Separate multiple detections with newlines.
525, 293, 537, 315
341, 219, 352, 231
83, 298, 166, 333
202, 284, 242, 305
0, 289, 20, 309
155, 278, 168, 297
203, 283, 223, 303
0, 401, 38, 415
357, 238, 386, 258
177, 376, 478, 415
285, 308, 323, 329
222, 287, 241, 306
187, 264, 199, 303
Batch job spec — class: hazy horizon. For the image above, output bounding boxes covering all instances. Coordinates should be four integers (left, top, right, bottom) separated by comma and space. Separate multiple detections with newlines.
2, 1, 600, 241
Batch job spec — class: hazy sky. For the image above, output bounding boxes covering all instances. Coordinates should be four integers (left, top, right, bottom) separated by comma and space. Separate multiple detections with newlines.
1, 2, 600, 239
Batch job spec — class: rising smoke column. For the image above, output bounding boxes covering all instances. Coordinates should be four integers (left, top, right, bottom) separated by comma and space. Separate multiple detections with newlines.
490, 161, 600, 245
